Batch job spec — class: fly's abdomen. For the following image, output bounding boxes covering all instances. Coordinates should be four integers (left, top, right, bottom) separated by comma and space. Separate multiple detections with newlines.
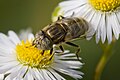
58, 17, 89, 41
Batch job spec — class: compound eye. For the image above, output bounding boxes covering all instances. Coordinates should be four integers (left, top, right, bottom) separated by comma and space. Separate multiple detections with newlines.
35, 31, 43, 36
35, 31, 45, 40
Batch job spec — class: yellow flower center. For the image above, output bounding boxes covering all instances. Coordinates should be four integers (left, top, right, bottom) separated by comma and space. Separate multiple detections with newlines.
16, 40, 54, 68
89, 0, 120, 12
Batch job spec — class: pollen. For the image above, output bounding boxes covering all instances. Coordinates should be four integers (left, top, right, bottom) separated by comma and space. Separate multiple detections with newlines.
15, 40, 54, 68
89, 0, 120, 12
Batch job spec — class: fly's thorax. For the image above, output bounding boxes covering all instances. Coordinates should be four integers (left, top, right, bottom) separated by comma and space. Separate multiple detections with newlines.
33, 30, 53, 50
43, 23, 66, 44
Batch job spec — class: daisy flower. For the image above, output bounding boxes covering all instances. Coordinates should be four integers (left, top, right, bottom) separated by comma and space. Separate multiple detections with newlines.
0, 30, 83, 80
53, 0, 120, 43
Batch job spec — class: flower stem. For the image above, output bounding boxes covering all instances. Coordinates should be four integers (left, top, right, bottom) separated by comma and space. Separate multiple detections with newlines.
94, 39, 116, 80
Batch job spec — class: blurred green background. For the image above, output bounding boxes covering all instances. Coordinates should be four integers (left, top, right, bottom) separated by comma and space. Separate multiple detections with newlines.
0, 0, 120, 80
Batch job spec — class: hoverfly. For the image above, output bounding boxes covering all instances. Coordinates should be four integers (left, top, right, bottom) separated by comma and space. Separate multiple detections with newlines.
32, 16, 89, 60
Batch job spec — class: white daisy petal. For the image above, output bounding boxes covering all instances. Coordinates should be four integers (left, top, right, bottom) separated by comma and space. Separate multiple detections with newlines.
48, 68, 66, 80
0, 47, 12, 55
19, 28, 33, 41
111, 13, 120, 39
96, 13, 106, 43
5, 64, 22, 74
116, 12, 120, 31
10, 66, 27, 80
0, 56, 16, 63
86, 10, 96, 39
28, 33, 34, 41
53, 66, 83, 79
91, 12, 102, 32
75, 4, 90, 17
45, 69, 58, 80
0, 74, 4, 80
5, 66, 23, 80
60, 0, 86, 8
14, 66, 28, 80
0, 61, 19, 73
100, 14, 106, 43
24, 69, 34, 80
107, 14, 112, 44
8, 31, 20, 44
0, 33, 15, 50
82, 5, 93, 18
40, 69, 53, 80
32, 68, 44, 80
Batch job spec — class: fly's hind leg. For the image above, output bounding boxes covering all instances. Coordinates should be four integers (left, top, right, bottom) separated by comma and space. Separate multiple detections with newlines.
65, 42, 81, 61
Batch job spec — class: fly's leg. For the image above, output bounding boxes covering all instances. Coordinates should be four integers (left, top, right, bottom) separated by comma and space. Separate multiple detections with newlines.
59, 45, 64, 53
54, 45, 64, 54
49, 48, 54, 60
65, 42, 81, 61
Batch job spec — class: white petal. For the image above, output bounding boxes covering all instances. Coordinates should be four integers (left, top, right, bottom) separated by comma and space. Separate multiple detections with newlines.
40, 69, 52, 80
5, 65, 26, 80
85, 10, 96, 40
60, 1, 87, 17
75, 4, 90, 17
0, 61, 19, 74
53, 66, 83, 79
100, 14, 107, 43
24, 69, 34, 80
55, 60, 82, 69
106, 14, 112, 43
47, 68, 65, 80
42, 69, 57, 80
111, 13, 120, 39
55, 50, 69, 54
116, 12, 120, 31
8, 31, 20, 45
116, 12, 120, 23
5, 64, 22, 74
82, 5, 93, 18
0, 74, 4, 80
91, 12, 102, 32
57, 53, 75, 57
0, 33, 15, 50
19, 28, 33, 41
0, 56, 16, 63
0, 47, 12, 55
28, 33, 34, 41
59, 0, 86, 7
4, 65, 22, 80
31, 68, 44, 80
16, 66, 28, 78
66, 4, 88, 17
96, 13, 106, 43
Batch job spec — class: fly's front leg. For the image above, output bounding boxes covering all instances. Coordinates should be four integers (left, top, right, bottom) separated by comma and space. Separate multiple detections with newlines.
49, 48, 54, 60
65, 42, 81, 61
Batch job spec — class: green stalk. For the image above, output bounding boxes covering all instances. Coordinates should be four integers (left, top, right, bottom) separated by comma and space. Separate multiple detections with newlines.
94, 38, 116, 80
